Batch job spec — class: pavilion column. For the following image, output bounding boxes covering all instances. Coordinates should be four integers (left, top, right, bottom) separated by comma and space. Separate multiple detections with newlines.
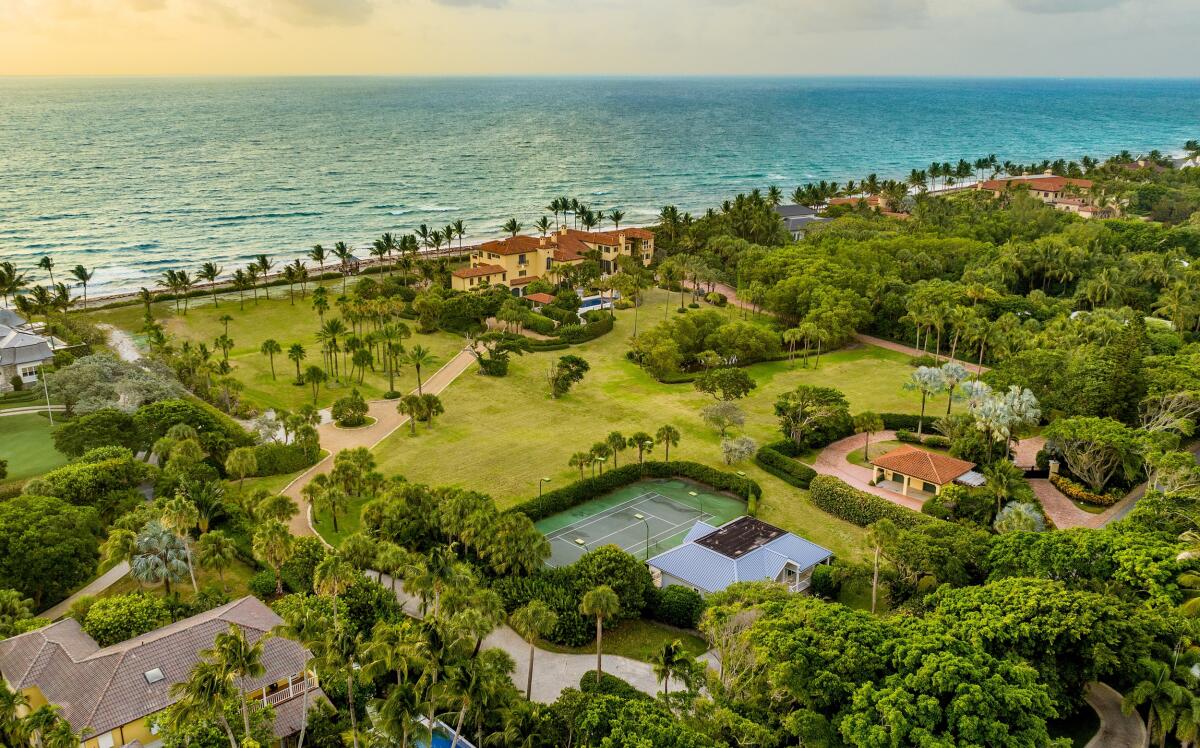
902, 475, 910, 496
872, 466, 879, 483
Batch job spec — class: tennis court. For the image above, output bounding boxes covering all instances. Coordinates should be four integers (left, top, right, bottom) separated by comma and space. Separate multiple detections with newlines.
537, 479, 746, 567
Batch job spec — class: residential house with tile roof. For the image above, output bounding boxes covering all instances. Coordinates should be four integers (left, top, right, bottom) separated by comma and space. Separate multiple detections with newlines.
646, 516, 832, 596
0, 597, 322, 748
451, 226, 653, 294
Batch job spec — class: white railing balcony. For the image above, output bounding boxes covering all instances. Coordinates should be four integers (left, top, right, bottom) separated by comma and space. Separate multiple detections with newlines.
262, 676, 317, 707
788, 578, 812, 593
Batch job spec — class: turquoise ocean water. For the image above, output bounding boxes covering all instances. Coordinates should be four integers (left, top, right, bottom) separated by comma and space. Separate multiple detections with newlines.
2, 76, 1198, 296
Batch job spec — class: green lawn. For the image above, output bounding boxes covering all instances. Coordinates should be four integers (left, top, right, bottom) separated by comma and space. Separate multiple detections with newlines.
537, 618, 709, 663
0, 390, 59, 411
845, 439, 948, 469
371, 288, 924, 562
96, 557, 258, 604
314, 496, 367, 548
84, 280, 467, 412
0, 413, 69, 480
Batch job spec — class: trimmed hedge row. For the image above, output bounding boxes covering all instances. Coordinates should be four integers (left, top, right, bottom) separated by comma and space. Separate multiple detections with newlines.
755, 441, 817, 489
877, 412, 937, 433
1049, 474, 1122, 506
252, 442, 320, 476
809, 475, 935, 530
510, 461, 760, 521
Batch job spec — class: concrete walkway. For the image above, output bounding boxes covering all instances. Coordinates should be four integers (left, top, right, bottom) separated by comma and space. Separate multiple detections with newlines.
812, 430, 926, 511
1085, 682, 1146, 748
367, 572, 683, 703
0, 404, 65, 417
40, 562, 130, 619
853, 332, 989, 374
282, 347, 479, 537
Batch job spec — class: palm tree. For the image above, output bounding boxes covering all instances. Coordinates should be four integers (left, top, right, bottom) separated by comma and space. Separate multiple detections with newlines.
904, 366, 945, 438
131, 520, 189, 595
100, 528, 137, 568
314, 554, 357, 628
606, 431, 627, 468
627, 432, 654, 463
333, 242, 354, 294
303, 365, 327, 403
170, 659, 241, 748
260, 338, 282, 379
1123, 657, 1189, 748
854, 411, 884, 462
68, 265, 94, 309
253, 520, 295, 596
502, 218, 522, 237
208, 624, 266, 739
287, 343, 307, 383
271, 599, 327, 748
533, 216, 552, 237
161, 496, 200, 592
452, 219, 466, 252
511, 600, 556, 701
398, 393, 425, 435
37, 256, 55, 288
651, 639, 693, 696
254, 254, 274, 299
406, 345, 437, 395
609, 209, 625, 229
655, 424, 680, 461
568, 451, 590, 479
866, 519, 896, 614
309, 244, 328, 275
199, 262, 223, 307
195, 530, 238, 592
579, 586, 620, 682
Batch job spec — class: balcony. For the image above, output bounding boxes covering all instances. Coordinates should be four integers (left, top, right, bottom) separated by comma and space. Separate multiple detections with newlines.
788, 578, 811, 593
261, 675, 318, 707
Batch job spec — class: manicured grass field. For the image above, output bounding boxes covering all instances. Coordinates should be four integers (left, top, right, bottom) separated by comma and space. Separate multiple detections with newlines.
97, 557, 258, 603
314, 498, 365, 548
0, 413, 69, 480
0, 390, 59, 411
537, 618, 709, 663
372, 288, 924, 561
84, 280, 467, 412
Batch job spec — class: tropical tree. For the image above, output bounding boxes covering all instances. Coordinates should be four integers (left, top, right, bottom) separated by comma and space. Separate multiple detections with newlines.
503, 218, 522, 237
398, 393, 425, 435
160, 496, 200, 593
195, 530, 238, 592
606, 431, 627, 468
580, 585, 620, 682
406, 345, 437, 395
509, 600, 558, 700
420, 393, 444, 428
169, 659, 242, 748
259, 338, 282, 379
651, 639, 694, 696
130, 520, 189, 596
904, 366, 945, 437
1123, 657, 1189, 748
866, 519, 896, 614
313, 554, 357, 628
68, 265, 94, 309
225, 447, 258, 495
568, 451, 590, 479
253, 520, 295, 596
303, 365, 328, 403
287, 343, 307, 383
208, 624, 265, 739
655, 424, 681, 461
628, 432, 654, 463
199, 262, 224, 307
854, 411, 884, 461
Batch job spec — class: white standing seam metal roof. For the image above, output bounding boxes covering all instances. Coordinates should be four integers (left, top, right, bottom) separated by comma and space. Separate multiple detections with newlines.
0, 325, 55, 367
647, 519, 833, 594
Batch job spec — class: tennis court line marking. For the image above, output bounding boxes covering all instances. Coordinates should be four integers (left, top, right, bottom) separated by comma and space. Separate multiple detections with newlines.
543, 491, 664, 539
551, 508, 716, 556
547, 493, 705, 546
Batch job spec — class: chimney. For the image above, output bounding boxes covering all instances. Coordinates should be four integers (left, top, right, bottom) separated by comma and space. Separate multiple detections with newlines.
539, 237, 547, 247
559, 226, 568, 236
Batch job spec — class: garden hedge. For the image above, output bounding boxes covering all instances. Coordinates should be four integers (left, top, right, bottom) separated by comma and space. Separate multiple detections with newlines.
877, 412, 937, 433
754, 441, 817, 489
581, 671, 650, 700
252, 442, 320, 476
809, 475, 936, 530
509, 460, 760, 521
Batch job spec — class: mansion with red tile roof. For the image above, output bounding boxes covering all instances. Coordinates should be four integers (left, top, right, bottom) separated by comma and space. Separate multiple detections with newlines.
451, 226, 654, 294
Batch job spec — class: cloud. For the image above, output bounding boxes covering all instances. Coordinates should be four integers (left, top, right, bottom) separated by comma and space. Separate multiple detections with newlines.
1006, 0, 1125, 13
781, 0, 929, 31
434, 0, 507, 7
269, 0, 374, 24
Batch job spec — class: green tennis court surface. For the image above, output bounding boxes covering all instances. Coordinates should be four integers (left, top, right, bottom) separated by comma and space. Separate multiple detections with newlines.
537, 479, 745, 567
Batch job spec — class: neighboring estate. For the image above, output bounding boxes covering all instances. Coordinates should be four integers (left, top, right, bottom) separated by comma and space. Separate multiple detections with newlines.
0, 310, 63, 393
647, 516, 832, 596
870, 444, 982, 498
451, 226, 654, 294
0, 597, 321, 748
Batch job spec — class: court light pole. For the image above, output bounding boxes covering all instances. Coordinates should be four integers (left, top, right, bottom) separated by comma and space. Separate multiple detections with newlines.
689, 490, 703, 516
539, 477, 551, 497
574, 537, 590, 554
634, 512, 650, 561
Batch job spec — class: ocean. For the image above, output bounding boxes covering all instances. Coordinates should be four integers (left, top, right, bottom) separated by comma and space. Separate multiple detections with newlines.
2, 76, 1198, 297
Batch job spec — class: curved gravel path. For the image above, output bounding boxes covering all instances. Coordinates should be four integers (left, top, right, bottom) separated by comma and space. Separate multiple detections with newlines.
812, 430, 925, 511
1085, 682, 1146, 748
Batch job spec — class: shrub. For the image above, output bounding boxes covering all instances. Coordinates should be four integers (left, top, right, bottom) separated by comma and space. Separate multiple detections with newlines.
528, 341, 571, 352
877, 413, 937, 432
1049, 474, 1122, 506
574, 546, 655, 618
83, 593, 168, 647
556, 315, 613, 344
509, 461, 759, 522
253, 442, 319, 476
492, 568, 592, 646
580, 671, 650, 700
522, 312, 558, 336
705, 292, 727, 306
688, 302, 700, 309
248, 569, 278, 599
895, 429, 920, 444
133, 398, 253, 463
809, 564, 839, 598
52, 409, 139, 458
923, 435, 952, 449
331, 389, 369, 427
809, 475, 936, 529
908, 354, 938, 367
36, 448, 155, 508
281, 537, 327, 593
651, 586, 705, 629
754, 442, 816, 488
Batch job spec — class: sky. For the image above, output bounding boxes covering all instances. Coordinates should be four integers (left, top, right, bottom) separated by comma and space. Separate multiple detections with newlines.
1, 0, 1197, 77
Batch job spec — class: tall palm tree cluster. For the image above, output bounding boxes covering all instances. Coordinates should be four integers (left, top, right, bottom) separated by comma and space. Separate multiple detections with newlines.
540, 197, 626, 233
0, 682, 83, 748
